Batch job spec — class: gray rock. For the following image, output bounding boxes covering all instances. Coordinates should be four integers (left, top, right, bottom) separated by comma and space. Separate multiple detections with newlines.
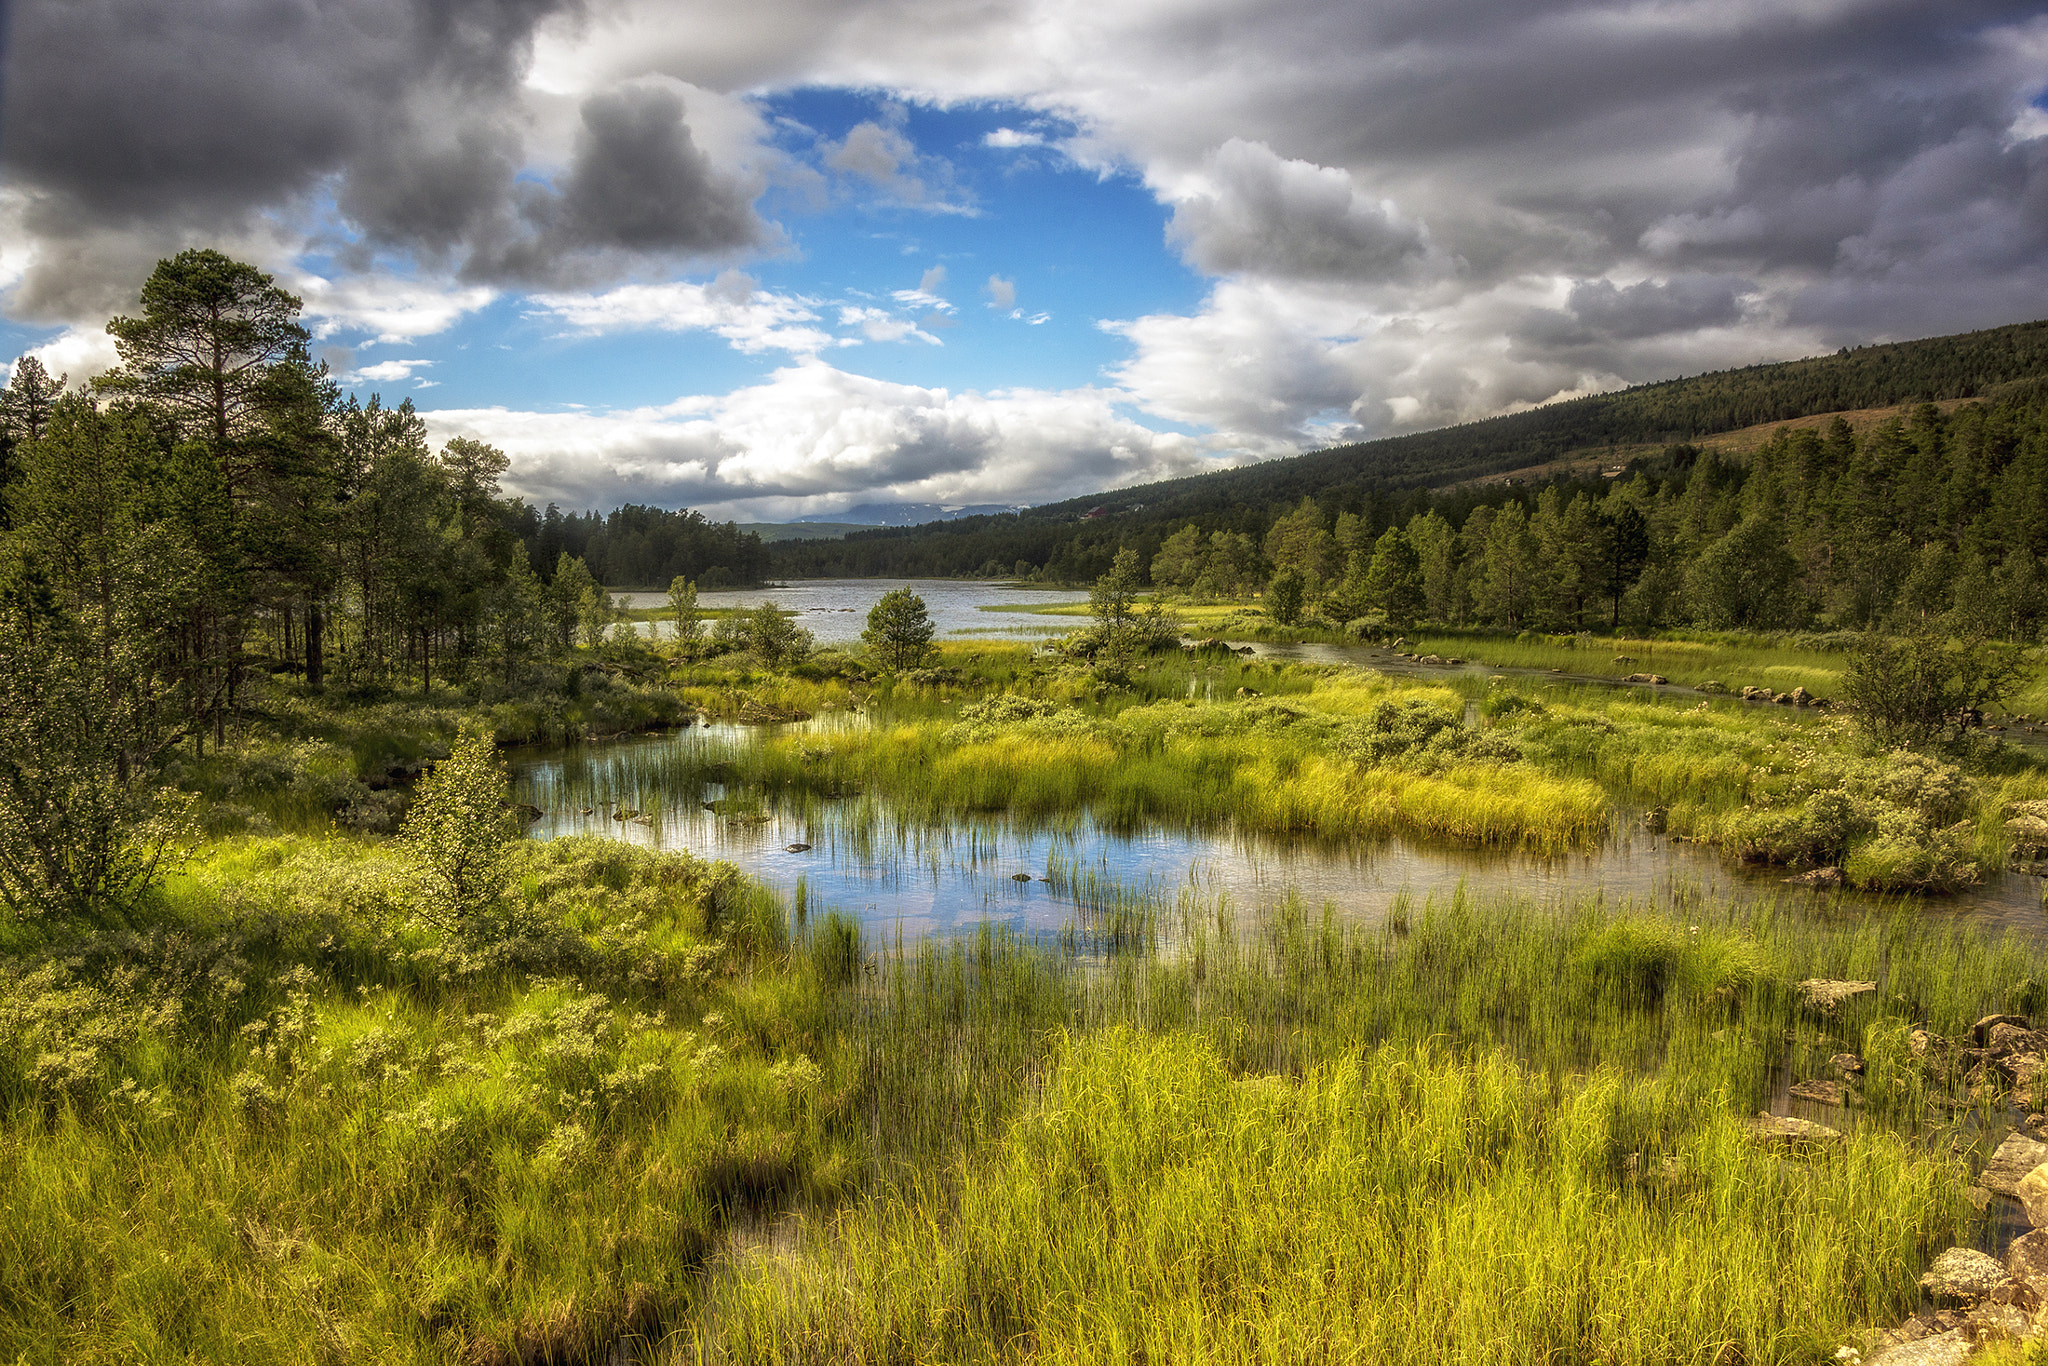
1988, 1023, 2048, 1057
1982, 1133, 2048, 1196
1798, 979, 1876, 1012
1917, 1247, 2011, 1305
1741, 1112, 1843, 1146
1831, 1052, 1867, 1076
1962, 1300, 2033, 1343
1973, 1014, 2032, 1046
1864, 1328, 1970, 1366
2007, 1230, 2048, 1302
1790, 1079, 1847, 1104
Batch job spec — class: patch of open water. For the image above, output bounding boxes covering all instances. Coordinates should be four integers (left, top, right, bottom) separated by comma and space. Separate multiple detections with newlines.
510, 721, 2048, 946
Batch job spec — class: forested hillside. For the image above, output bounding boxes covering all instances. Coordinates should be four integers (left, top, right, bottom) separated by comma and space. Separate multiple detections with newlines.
771, 318, 2048, 587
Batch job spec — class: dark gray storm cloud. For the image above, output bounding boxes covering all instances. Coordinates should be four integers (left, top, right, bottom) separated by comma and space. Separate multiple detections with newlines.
0, 0, 768, 312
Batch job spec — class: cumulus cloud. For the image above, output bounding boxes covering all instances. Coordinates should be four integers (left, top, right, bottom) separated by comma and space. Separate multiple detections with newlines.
0, 0, 776, 311
10, 0, 2048, 504
836, 304, 942, 345
529, 275, 845, 353
986, 275, 1016, 309
345, 357, 437, 385
1165, 140, 1433, 281
424, 362, 1222, 518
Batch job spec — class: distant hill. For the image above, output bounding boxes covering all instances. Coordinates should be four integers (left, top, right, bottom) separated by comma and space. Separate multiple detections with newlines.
769, 317, 2048, 582
792, 501, 1029, 526
737, 522, 880, 543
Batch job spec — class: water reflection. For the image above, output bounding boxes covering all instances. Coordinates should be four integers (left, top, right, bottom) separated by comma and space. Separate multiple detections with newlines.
511, 723, 2048, 944
613, 577, 1090, 644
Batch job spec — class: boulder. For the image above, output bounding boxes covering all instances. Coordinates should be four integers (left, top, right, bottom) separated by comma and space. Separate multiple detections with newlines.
1785, 867, 1845, 889
1695, 679, 1728, 693
1790, 1079, 1847, 1104
1988, 1023, 2048, 1056
1831, 1052, 1867, 1076
1622, 672, 1669, 685
1798, 979, 1877, 1012
1789, 686, 1813, 706
1864, 1328, 1970, 1366
1774, 691, 1797, 705
1974, 1015, 2034, 1046
1917, 1247, 2012, 1306
2018, 1163, 2048, 1228
784, 843, 811, 853
1740, 1112, 1843, 1146
2007, 1230, 2048, 1301
1961, 1301, 2033, 1343
1980, 1133, 2048, 1197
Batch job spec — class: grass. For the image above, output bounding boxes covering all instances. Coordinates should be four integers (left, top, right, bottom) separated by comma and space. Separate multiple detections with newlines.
693, 881, 2043, 1363
5, 781, 2041, 1360
693, 669, 1610, 853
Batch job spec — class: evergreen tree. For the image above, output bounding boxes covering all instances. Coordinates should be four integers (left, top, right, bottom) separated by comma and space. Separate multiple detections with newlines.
1362, 527, 1425, 629
863, 587, 936, 670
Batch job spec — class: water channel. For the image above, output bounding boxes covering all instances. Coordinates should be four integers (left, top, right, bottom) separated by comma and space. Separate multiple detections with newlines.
515, 580, 2048, 945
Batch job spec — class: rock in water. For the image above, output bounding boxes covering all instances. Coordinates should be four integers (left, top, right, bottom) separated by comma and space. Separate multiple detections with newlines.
2018, 1163, 2048, 1228
1983, 1134, 2048, 1197
1740, 1112, 1843, 1146
1797, 979, 1876, 1012
2007, 1230, 2048, 1303
1789, 1079, 1846, 1104
784, 843, 811, 853
1011, 872, 1034, 882
1917, 1247, 2012, 1305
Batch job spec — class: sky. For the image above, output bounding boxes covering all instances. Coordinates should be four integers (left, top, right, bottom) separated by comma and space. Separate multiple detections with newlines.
2, 0, 2046, 521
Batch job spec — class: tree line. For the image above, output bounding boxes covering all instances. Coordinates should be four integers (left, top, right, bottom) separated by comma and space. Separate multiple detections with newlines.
0, 251, 775, 749
769, 317, 2048, 586
1138, 392, 2048, 639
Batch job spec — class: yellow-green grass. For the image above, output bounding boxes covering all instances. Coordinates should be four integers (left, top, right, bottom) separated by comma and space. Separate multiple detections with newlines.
1412, 628, 1848, 696
699, 886, 2043, 1363
714, 674, 1609, 853
6, 808, 2039, 1362
706, 1030, 1962, 1366
0, 834, 839, 1365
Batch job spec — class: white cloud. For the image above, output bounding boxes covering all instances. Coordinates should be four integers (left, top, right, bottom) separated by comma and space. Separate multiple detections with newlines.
19, 326, 121, 384
986, 274, 1016, 309
837, 305, 942, 345
296, 275, 498, 344
423, 360, 1225, 519
529, 276, 847, 353
345, 357, 436, 384
984, 127, 1045, 149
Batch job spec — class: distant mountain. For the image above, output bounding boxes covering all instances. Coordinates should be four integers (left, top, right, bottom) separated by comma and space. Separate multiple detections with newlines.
791, 502, 1030, 526
768, 316, 2048, 582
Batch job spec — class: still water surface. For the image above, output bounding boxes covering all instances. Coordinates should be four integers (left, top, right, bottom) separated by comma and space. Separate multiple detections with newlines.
516, 579, 2048, 942
614, 578, 1089, 643
511, 726, 2048, 946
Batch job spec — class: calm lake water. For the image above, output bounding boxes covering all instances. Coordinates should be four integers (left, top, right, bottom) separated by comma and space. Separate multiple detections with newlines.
510, 704, 2048, 949
614, 578, 1090, 643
